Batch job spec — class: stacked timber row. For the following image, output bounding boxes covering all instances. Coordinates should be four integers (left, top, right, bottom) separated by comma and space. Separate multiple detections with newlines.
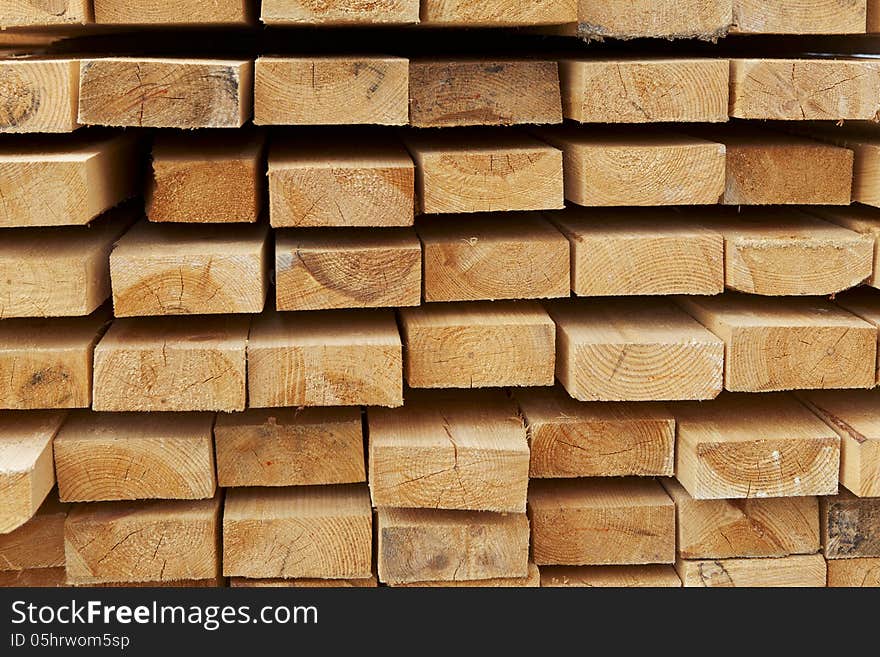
1, 1, 880, 588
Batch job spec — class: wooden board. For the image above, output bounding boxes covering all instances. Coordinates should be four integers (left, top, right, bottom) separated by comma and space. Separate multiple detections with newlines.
248, 310, 402, 407
377, 508, 529, 584
576, 1, 732, 39
0, 495, 67, 570
0, 567, 67, 587
393, 563, 540, 587
65, 496, 220, 584
421, 0, 575, 25
871, 0, 880, 31
223, 485, 372, 579
537, 126, 725, 207
821, 490, 880, 558
800, 389, 880, 498
255, 56, 408, 125
54, 411, 216, 502
539, 565, 681, 587
800, 127, 880, 208
672, 393, 841, 500
0, 58, 79, 133
368, 390, 529, 512
514, 386, 674, 478
418, 213, 569, 302
276, 228, 421, 310
0, 412, 65, 534
528, 478, 675, 566
409, 59, 562, 127
72, 576, 223, 588
827, 557, 880, 586
730, 59, 880, 120
713, 129, 853, 205
268, 138, 413, 228
261, 0, 418, 24
0, 210, 132, 318
678, 295, 877, 391
399, 301, 555, 388
232, 575, 377, 587
662, 478, 820, 559
700, 208, 873, 296
92, 315, 250, 412
405, 130, 564, 214
147, 131, 264, 224
110, 222, 270, 316
835, 287, 880, 381
93, 0, 255, 24
546, 298, 724, 401
559, 58, 728, 123
731, 0, 867, 34
676, 553, 827, 587
79, 58, 253, 128
813, 207, 880, 285
0, 1, 91, 27
0, 133, 139, 227
0, 308, 110, 409
551, 208, 724, 296
214, 407, 365, 487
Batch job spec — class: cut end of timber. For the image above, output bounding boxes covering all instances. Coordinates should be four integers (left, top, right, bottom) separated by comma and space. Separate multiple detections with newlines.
399, 300, 556, 389
368, 389, 530, 512
672, 392, 841, 500
247, 309, 403, 408
223, 484, 373, 579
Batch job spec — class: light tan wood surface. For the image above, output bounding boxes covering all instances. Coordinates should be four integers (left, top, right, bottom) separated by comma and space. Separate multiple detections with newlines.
663, 478, 820, 558
214, 407, 365, 487
514, 386, 675, 478
800, 389, 880, 497
672, 393, 841, 499
92, 315, 250, 412
255, 56, 408, 125
419, 213, 569, 302
679, 295, 877, 391
529, 478, 675, 565
276, 228, 421, 310
0, 58, 79, 133
268, 138, 413, 227
731, 0, 867, 34
560, 58, 728, 123
409, 59, 562, 127
399, 301, 556, 388
0, 133, 138, 227
262, 0, 418, 24
538, 126, 725, 206
248, 310, 403, 407
377, 507, 530, 584
110, 222, 269, 316
368, 390, 529, 512
552, 208, 724, 296
65, 496, 221, 583
539, 564, 681, 587
147, 131, 264, 223
405, 130, 564, 213
730, 58, 880, 120
0, 308, 109, 409
0, 495, 67, 570
54, 411, 216, 502
676, 553, 827, 587
223, 485, 373, 579
79, 58, 253, 128
547, 298, 724, 401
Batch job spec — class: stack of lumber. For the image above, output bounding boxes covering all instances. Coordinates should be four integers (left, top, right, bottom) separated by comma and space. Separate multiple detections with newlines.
2, 1, 880, 589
